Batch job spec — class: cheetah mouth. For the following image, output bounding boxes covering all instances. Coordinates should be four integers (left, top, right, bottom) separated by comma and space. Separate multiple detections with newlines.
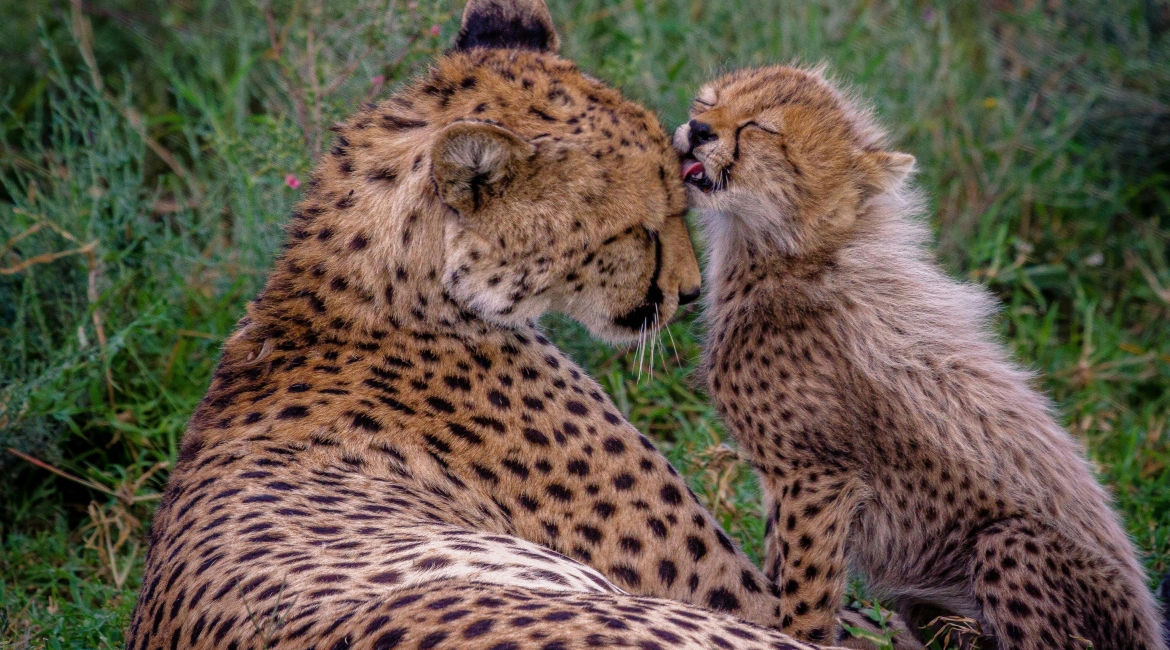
612, 230, 666, 332
681, 156, 724, 193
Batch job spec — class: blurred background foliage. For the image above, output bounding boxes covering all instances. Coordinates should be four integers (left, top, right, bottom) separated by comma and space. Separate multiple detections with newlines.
0, 0, 1167, 645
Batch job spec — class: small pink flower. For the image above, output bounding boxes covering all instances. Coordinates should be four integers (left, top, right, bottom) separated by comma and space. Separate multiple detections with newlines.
285, 174, 301, 189
430, 24, 442, 37
371, 74, 385, 86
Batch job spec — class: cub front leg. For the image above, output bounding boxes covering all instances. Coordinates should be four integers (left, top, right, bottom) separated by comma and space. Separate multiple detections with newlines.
763, 470, 860, 644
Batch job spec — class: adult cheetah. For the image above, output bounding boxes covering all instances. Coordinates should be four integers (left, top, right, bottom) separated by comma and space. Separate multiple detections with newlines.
674, 64, 1169, 649
125, 4, 843, 649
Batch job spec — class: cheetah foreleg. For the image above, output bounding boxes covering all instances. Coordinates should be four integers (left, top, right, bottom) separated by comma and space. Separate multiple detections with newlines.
763, 471, 862, 644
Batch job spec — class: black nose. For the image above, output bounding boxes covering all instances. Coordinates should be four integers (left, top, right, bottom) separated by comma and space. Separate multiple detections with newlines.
679, 286, 701, 305
688, 120, 717, 149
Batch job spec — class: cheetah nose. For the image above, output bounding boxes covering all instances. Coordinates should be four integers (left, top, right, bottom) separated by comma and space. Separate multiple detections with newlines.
679, 285, 701, 306
688, 120, 717, 149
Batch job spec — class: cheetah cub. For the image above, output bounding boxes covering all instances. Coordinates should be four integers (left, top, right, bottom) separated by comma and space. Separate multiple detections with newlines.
674, 65, 1168, 650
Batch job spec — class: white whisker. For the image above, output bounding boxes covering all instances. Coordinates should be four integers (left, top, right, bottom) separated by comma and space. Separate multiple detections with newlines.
664, 317, 682, 369
648, 311, 657, 382
635, 320, 646, 383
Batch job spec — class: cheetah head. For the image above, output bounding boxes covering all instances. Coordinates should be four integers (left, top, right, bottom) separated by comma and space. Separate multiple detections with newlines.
672, 65, 916, 258
430, 0, 702, 343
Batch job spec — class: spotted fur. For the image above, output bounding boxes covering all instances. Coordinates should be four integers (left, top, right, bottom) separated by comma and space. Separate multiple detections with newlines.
123, 5, 846, 650
675, 64, 1168, 650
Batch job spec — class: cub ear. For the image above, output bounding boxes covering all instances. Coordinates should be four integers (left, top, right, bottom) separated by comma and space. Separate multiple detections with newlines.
860, 151, 916, 193
432, 121, 536, 215
454, 0, 561, 53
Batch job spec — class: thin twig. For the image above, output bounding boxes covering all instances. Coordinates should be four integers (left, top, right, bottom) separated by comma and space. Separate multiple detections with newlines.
1, 223, 46, 257
70, 0, 103, 92
6, 448, 165, 504
8, 447, 116, 497
322, 44, 373, 97
70, 0, 196, 190
0, 241, 98, 275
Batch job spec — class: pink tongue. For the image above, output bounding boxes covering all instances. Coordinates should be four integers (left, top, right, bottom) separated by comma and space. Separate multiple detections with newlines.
681, 160, 705, 180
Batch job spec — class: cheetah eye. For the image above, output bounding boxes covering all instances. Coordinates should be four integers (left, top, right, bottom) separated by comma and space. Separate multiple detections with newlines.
695, 87, 717, 108
742, 122, 780, 136
692, 100, 714, 115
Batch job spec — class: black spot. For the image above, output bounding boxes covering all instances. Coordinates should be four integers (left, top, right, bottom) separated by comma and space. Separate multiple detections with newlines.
419, 631, 447, 649
443, 375, 472, 391
686, 536, 707, 561
658, 560, 678, 587
471, 416, 506, 434
740, 570, 761, 593
660, 485, 682, 505
488, 390, 511, 409
447, 423, 483, 445
603, 437, 626, 454
426, 397, 456, 414
349, 411, 382, 432
368, 167, 399, 184
1006, 599, 1032, 617
715, 530, 736, 553
463, 619, 495, 639
276, 405, 309, 420
545, 483, 572, 502
423, 434, 452, 454
502, 459, 530, 479
610, 564, 641, 588
576, 525, 602, 543
366, 570, 402, 585
619, 537, 643, 554
381, 115, 427, 131
566, 400, 588, 415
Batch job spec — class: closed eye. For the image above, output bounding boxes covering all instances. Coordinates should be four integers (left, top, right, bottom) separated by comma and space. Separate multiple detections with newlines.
733, 121, 782, 159
741, 121, 780, 135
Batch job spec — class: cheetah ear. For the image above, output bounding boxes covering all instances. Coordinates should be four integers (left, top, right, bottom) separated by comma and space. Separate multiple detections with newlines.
432, 121, 536, 215
860, 150, 916, 193
454, 0, 561, 53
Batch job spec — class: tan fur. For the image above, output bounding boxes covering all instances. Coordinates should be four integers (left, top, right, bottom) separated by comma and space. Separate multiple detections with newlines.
676, 65, 1166, 650
122, 6, 857, 650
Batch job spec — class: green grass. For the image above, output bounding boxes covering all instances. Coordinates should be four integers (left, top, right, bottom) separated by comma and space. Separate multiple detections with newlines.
1, 0, 1168, 645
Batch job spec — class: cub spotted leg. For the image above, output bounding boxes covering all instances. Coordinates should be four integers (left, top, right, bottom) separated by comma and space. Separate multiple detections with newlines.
763, 470, 862, 644
972, 518, 1161, 650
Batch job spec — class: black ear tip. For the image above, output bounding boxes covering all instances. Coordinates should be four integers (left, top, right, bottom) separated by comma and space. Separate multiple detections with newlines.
454, 0, 560, 53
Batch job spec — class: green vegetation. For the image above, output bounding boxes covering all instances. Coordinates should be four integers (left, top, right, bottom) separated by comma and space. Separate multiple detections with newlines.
2, 0, 1167, 646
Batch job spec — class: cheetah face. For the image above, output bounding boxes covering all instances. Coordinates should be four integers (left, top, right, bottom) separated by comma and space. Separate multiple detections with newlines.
429, 23, 701, 343
672, 66, 915, 256
435, 120, 701, 343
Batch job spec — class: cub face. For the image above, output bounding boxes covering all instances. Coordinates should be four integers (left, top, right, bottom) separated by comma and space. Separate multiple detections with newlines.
431, 0, 701, 343
672, 65, 915, 258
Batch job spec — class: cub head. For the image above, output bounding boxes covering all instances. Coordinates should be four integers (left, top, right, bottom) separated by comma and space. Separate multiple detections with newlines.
672, 65, 915, 258
434, 0, 701, 342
